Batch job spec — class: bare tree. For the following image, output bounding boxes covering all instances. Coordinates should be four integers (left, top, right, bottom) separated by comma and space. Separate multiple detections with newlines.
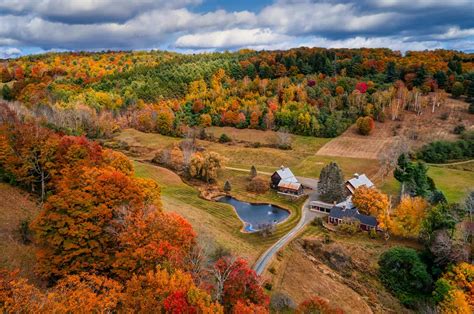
377, 136, 410, 182
276, 127, 292, 149
210, 255, 238, 303
257, 222, 276, 237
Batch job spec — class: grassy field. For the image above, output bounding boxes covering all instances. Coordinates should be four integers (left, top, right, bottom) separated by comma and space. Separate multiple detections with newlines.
428, 166, 474, 203
116, 128, 376, 179
133, 161, 307, 262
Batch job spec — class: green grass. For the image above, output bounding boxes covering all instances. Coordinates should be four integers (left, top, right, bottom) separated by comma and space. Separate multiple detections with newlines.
133, 161, 308, 259
428, 166, 474, 203
380, 177, 401, 199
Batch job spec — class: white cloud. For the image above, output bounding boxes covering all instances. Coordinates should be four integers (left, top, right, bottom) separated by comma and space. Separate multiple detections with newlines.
300, 36, 443, 52
258, 2, 399, 34
0, 0, 203, 22
433, 27, 474, 40
0, 47, 21, 58
372, 0, 471, 9
175, 28, 292, 48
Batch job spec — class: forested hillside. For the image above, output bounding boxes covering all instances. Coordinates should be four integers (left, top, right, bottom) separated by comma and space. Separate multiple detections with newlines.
1, 48, 473, 138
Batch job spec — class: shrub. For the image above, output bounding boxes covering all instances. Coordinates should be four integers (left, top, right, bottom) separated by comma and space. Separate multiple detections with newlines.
337, 217, 360, 234
246, 176, 269, 194
378, 247, 432, 306
451, 82, 464, 98
356, 116, 375, 135
469, 102, 474, 114
218, 133, 232, 143
439, 112, 449, 120
417, 139, 474, 163
270, 292, 296, 312
312, 217, 323, 226
453, 124, 465, 134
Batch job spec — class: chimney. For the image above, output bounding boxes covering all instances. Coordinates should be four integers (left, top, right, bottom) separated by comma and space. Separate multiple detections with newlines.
354, 173, 359, 179
280, 165, 285, 170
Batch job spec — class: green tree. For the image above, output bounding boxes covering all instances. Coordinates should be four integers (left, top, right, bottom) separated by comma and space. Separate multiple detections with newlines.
378, 247, 432, 306
224, 180, 231, 193
318, 162, 346, 203
451, 82, 464, 98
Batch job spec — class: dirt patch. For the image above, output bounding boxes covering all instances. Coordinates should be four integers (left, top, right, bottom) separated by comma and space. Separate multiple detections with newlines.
317, 97, 473, 160
269, 243, 373, 314
0, 183, 41, 285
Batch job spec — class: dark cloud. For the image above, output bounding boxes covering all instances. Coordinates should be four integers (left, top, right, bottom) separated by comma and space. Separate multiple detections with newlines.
0, 0, 472, 53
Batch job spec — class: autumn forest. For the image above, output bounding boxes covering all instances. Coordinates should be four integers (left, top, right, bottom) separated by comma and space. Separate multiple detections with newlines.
1, 46, 473, 313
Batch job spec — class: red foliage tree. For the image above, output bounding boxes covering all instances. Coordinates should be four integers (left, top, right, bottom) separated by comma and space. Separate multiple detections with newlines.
211, 257, 269, 311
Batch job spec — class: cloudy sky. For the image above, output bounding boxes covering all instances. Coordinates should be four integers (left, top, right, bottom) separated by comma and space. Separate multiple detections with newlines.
0, 0, 473, 58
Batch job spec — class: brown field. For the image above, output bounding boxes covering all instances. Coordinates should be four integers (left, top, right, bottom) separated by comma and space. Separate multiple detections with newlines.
0, 183, 40, 284
268, 226, 417, 313
317, 97, 474, 160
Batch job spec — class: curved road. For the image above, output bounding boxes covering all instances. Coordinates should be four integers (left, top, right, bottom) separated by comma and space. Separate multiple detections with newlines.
253, 188, 322, 275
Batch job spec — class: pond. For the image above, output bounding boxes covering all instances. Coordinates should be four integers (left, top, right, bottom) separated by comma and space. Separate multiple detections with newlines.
217, 196, 290, 232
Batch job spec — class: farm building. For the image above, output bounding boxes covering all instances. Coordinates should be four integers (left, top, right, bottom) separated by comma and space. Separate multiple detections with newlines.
271, 166, 304, 197
309, 200, 333, 213
328, 199, 378, 231
345, 173, 374, 195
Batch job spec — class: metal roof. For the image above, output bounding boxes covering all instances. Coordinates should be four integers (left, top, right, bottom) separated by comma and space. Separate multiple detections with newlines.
309, 200, 333, 209
277, 181, 301, 190
347, 174, 374, 189
276, 167, 299, 183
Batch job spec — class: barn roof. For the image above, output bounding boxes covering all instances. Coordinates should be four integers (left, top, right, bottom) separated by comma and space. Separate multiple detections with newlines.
347, 174, 374, 189
275, 167, 299, 183
277, 181, 301, 191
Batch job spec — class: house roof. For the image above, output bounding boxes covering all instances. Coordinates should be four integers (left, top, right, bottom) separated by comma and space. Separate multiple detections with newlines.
309, 200, 334, 209
329, 205, 378, 227
277, 181, 301, 191
275, 167, 299, 183
347, 174, 374, 189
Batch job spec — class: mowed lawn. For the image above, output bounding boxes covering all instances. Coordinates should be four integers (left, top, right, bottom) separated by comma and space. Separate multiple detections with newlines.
428, 166, 474, 203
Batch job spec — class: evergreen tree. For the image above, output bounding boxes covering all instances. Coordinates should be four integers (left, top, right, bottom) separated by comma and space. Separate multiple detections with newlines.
249, 165, 257, 179
318, 162, 346, 203
434, 71, 447, 88
466, 77, 474, 101
414, 65, 427, 87
385, 61, 398, 83
224, 180, 232, 193
394, 154, 432, 197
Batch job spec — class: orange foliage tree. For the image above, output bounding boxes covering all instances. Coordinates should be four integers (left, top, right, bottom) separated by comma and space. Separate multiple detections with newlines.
113, 211, 195, 281
352, 186, 390, 230
32, 166, 149, 279
123, 267, 222, 313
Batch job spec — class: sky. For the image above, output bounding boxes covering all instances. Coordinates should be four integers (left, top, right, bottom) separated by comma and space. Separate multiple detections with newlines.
0, 0, 473, 59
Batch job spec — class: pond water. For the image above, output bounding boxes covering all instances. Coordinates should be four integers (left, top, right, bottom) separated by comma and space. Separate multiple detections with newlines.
217, 196, 290, 232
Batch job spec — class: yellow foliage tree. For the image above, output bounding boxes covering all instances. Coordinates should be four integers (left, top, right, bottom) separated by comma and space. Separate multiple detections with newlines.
438, 289, 471, 314
390, 196, 429, 238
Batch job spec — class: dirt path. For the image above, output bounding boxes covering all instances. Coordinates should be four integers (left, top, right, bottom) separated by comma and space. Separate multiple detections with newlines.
224, 166, 273, 175
428, 159, 474, 166
253, 189, 323, 275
